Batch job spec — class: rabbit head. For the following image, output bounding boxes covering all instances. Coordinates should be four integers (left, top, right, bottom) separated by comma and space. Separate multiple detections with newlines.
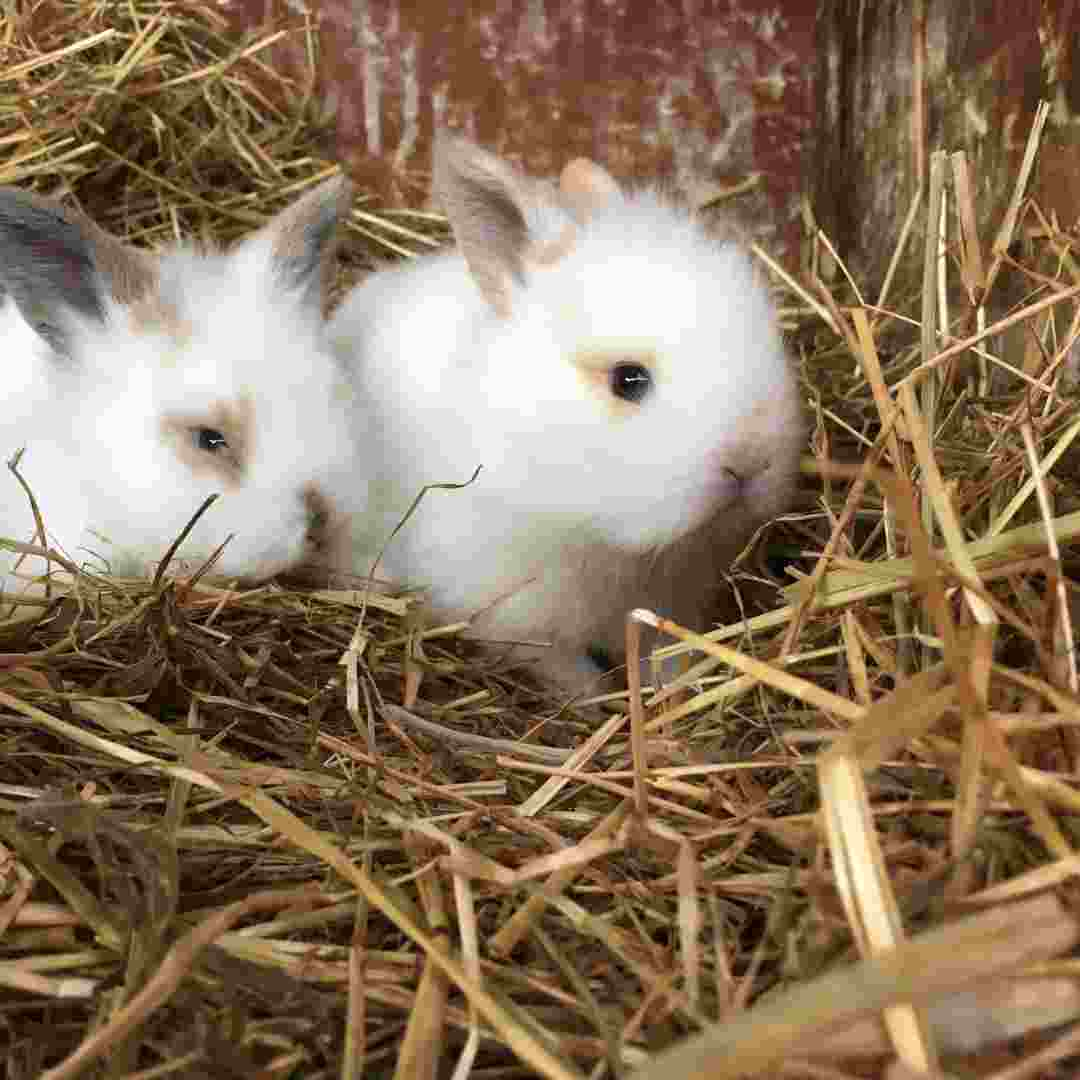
329, 135, 803, 692
412, 135, 803, 552
0, 177, 357, 588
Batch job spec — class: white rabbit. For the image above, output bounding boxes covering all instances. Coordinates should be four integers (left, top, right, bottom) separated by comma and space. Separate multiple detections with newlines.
329, 134, 803, 693
0, 176, 358, 607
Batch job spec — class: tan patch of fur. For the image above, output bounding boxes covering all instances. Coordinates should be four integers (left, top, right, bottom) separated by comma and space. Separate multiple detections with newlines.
525, 220, 578, 266
159, 397, 253, 489
578, 513, 761, 685
558, 158, 622, 221
301, 484, 351, 569
76, 207, 192, 340
454, 525, 741, 694
473, 265, 514, 320
573, 347, 657, 419
88, 227, 158, 306
128, 291, 192, 342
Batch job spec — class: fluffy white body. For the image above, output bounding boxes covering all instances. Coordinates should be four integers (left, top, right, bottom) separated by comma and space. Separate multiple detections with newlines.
0, 178, 357, 606
330, 137, 803, 691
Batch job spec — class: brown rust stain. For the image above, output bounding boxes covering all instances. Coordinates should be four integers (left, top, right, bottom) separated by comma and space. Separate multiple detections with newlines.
223, 0, 1080, 281
223, 0, 815, 262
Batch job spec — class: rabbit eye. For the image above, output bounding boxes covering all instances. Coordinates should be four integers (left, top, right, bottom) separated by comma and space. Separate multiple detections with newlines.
194, 427, 229, 453
610, 362, 652, 404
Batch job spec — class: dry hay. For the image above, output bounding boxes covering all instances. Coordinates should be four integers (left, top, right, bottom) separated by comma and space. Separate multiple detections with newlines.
2, 6, 1080, 1080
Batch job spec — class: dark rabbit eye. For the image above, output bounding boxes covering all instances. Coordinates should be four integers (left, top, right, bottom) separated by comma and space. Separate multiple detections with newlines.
610, 362, 652, 403
194, 427, 228, 452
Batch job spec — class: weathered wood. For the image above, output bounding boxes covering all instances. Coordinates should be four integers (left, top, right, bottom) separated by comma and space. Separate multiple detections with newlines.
814, 0, 1080, 285
223, 0, 1080, 281
225, 0, 817, 261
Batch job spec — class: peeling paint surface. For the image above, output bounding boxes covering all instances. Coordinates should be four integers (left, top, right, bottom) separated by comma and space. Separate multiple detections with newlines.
225, 1, 1080, 279
223, 0, 815, 260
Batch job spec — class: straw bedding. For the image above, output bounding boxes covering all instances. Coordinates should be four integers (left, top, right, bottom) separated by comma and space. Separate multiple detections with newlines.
2, 5, 1080, 1079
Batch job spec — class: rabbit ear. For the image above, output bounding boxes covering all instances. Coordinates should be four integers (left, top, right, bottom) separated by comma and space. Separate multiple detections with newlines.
433, 133, 542, 318
558, 158, 622, 221
0, 186, 155, 354
256, 174, 353, 309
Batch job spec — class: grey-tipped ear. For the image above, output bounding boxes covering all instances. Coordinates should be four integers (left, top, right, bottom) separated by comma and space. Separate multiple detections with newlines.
260, 174, 353, 308
0, 187, 106, 352
433, 133, 541, 318
0, 186, 156, 354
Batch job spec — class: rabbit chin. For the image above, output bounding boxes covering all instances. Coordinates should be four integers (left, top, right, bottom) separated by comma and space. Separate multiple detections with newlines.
105, 509, 312, 582
28, 492, 313, 584
178, 522, 311, 582
592, 469, 751, 552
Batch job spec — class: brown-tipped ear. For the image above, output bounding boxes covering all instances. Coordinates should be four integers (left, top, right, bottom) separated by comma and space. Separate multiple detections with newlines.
260, 173, 353, 309
0, 186, 156, 355
87, 221, 158, 308
433, 132, 539, 318
558, 158, 622, 222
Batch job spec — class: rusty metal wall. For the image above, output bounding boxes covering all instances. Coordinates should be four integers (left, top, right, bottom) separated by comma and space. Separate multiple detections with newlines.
225, 0, 816, 261
224, 1, 1080, 280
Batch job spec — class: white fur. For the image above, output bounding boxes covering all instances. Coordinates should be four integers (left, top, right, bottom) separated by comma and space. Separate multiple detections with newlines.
329, 138, 803, 691
0, 185, 357, 606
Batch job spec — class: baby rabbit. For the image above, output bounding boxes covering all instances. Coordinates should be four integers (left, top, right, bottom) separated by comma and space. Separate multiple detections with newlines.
0, 176, 357, 604
329, 134, 802, 693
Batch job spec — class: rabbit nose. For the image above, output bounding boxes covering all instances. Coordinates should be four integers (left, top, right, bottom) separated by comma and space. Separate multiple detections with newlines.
723, 454, 770, 493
